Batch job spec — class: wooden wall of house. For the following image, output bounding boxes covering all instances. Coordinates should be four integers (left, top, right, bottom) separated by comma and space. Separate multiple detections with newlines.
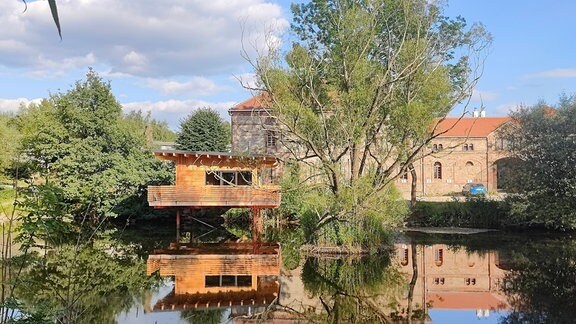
173, 155, 276, 188
147, 254, 280, 295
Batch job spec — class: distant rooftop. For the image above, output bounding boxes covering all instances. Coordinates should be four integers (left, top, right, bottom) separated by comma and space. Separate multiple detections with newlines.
435, 117, 512, 137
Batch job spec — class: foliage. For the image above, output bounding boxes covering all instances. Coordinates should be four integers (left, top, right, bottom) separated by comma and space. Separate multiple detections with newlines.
176, 107, 230, 151
122, 110, 176, 144
296, 255, 404, 323
180, 309, 224, 324
500, 239, 576, 323
16, 244, 153, 324
253, 0, 491, 245
15, 184, 78, 249
502, 95, 576, 230
412, 197, 508, 228
0, 113, 21, 178
16, 69, 173, 220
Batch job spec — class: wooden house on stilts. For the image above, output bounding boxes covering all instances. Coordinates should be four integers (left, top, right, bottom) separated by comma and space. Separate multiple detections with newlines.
147, 150, 281, 241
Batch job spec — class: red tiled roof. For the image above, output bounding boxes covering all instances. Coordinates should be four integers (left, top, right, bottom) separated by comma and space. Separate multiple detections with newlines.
229, 93, 270, 111
434, 117, 512, 137
231, 95, 511, 138
428, 291, 510, 310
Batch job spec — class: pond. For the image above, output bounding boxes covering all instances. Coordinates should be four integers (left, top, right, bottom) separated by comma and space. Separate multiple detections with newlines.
7, 225, 576, 323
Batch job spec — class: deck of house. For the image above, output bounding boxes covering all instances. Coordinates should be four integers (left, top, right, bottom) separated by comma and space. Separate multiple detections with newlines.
147, 185, 280, 208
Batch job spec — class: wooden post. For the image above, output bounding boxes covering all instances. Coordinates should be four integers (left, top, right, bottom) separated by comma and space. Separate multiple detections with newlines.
252, 207, 262, 242
176, 208, 181, 243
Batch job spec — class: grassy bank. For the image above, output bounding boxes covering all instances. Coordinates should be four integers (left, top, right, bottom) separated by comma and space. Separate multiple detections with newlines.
410, 197, 508, 229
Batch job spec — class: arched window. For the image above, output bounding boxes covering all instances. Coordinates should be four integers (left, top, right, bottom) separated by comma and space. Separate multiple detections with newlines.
401, 248, 409, 266
463, 144, 469, 151
438, 144, 443, 150
432, 144, 438, 152
434, 248, 444, 266
469, 143, 474, 151
434, 162, 442, 179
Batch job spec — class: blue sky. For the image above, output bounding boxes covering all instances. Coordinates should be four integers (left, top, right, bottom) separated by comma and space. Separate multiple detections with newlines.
1, 0, 576, 130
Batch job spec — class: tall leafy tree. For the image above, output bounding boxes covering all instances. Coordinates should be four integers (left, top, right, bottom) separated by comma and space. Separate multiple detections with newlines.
252, 0, 491, 245
18, 69, 172, 220
0, 113, 21, 177
502, 95, 576, 230
176, 107, 230, 151
122, 110, 176, 146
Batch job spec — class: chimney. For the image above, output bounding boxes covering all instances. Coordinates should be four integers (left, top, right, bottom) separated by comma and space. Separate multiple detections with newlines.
480, 109, 486, 117
472, 108, 479, 117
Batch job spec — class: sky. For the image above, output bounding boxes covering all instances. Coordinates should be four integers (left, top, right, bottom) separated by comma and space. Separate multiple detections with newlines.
1, 0, 576, 130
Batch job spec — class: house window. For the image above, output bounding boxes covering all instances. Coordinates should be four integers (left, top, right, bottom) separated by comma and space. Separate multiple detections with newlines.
433, 277, 445, 285
469, 143, 474, 151
205, 171, 252, 186
400, 248, 409, 266
433, 144, 438, 152
205, 275, 252, 288
465, 278, 477, 286
434, 248, 444, 266
463, 144, 469, 151
266, 131, 276, 147
400, 166, 408, 181
438, 144, 443, 150
400, 172, 408, 181
433, 162, 442, 179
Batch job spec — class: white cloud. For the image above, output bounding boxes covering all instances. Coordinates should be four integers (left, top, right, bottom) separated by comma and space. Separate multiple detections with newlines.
471, 89, 498, 102
231, 72, 259, 90
144, 77, 221, 96
0, 98, 42, 113
0, 0, 288, 78
525, 68, 576, 79
122, 99, 237, 128
495, 103, 521, 115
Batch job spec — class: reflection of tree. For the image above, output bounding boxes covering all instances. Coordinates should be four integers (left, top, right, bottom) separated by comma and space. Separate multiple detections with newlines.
16, 244, 155, 324
180, 308, 224, 324
298, 255, 403, 323
500, 241, 576, 324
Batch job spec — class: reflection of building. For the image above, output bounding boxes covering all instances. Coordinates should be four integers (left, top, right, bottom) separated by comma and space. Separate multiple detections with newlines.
394, 243, 510, 318
146, 243, 281, 312
228, 95, 513, 196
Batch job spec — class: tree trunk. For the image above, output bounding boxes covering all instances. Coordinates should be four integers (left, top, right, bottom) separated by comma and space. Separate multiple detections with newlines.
409, 163, 417, 208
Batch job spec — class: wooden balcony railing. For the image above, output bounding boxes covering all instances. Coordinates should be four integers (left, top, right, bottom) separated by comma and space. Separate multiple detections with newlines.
147, 185, 281, 208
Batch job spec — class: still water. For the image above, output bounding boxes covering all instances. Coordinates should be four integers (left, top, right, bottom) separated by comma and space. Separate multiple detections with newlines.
96, 228, 575, 324
13, 225, 566, 323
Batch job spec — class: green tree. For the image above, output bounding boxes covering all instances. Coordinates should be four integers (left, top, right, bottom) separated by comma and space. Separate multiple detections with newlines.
500, 239, 576, 323
253, 0, 491, 245
122, 110, 176, 146
0, 113, 21, 178
17, 69, 172, 220
502, 95, 576, 230
176, 107, 230, 151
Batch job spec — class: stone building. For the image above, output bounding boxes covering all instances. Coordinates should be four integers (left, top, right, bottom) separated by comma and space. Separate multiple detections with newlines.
395, 115, 513, 196
229, 95, 512, 197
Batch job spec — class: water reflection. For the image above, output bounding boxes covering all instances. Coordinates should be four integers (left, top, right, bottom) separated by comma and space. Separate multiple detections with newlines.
393, 241, 510, 321
145, 242, 280, 323
119, 230, 576, 324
